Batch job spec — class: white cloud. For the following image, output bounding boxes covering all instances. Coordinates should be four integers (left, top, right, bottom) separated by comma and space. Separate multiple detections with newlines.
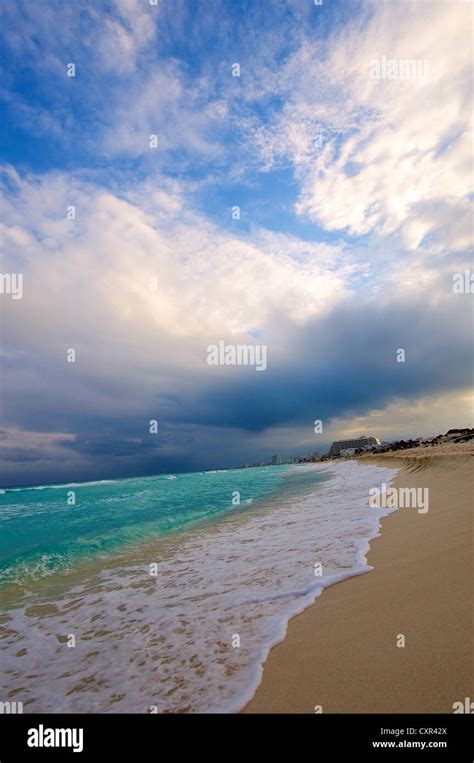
0, 167, 353, 380
94, 0, 165, 73
102, 67, 228, 159
326, 386, 474, 442
248, 0, 473, 253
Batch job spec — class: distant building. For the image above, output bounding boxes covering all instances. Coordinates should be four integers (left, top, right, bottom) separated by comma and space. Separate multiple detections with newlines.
286, 456, 295, 464
340, 448, 357, 458
445, 428, 471, 439
328, 436, 380, 457
271, 454, 282, 465
312, 451, 322, 462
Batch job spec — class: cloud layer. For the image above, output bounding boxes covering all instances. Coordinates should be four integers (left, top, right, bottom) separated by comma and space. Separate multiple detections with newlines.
0, 0, 472, 484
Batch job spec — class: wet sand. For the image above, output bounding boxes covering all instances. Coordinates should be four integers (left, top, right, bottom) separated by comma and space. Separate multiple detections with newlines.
243, 444, 473, 713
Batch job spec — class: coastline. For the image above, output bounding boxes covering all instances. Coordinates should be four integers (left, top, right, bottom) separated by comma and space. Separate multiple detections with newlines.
0, 460, 397, 713
243, 444, 473, 713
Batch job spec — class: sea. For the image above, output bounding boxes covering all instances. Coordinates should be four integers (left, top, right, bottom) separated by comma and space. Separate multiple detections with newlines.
0, 460, 399, 713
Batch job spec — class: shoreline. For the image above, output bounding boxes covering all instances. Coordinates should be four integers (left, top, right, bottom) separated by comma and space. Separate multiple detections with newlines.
243, 444, 473, 713
1, 459, 397, 713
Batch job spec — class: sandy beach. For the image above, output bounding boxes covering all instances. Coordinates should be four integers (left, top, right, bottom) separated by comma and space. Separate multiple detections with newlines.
244, 444, 473, 713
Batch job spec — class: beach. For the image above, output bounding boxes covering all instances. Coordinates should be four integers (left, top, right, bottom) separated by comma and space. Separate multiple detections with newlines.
244, 444, 473, 713
1, 448, 471, 713
0, 460, 399, 713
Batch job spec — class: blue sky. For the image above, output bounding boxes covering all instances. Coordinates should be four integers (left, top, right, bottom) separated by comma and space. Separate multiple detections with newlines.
0, 0, 472, 485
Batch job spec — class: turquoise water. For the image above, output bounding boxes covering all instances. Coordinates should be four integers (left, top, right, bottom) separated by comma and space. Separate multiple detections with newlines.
0, 461, 400, 712
0, 465, 329, 588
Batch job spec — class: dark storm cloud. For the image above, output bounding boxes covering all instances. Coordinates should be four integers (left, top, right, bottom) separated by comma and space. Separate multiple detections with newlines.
175, 295, 473, 431
2, 287, 471, 486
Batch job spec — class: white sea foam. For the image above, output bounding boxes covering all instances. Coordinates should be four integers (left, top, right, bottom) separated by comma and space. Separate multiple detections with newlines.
4, 480, 117, 492
0, 461, 398, 713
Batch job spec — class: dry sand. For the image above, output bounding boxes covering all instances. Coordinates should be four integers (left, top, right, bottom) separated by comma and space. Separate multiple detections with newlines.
243, 444, 473, 713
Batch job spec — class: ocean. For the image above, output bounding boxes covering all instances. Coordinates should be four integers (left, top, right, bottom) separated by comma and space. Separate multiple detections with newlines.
0, 460, 398, 713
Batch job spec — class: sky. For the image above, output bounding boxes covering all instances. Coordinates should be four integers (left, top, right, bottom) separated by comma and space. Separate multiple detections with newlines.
0, 0, 472, 486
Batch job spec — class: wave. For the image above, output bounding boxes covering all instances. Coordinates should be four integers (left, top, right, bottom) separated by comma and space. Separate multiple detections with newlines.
2, 480, 117, 493
0, 551, 74, 587
0, 461, 399, 713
